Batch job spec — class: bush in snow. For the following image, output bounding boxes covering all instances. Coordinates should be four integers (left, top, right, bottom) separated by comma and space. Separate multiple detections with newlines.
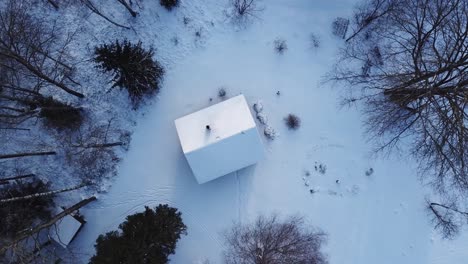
0, 179, 55, 238
310, 33, 320, 48
94, 40, 164, 107
218, 87, 227, 98
160, 0, 179, 11
224, 214, 328, 264
332, 17, 350, 39
284, 113, 301, 130
90, 204, 187, 264
253, 101, 263, 113
264, 126, 277, 140
256, 112, 268, 125
183, 16, 191, 26
228, 0, 263, 23
39, 97, 83, 130
274, 38, 288, 54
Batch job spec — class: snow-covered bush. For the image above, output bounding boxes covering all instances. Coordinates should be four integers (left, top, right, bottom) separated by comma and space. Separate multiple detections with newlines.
39, 97, 83, 130
160, 0, 179, 11
0, 179, 55, 238
90, 204, 187, 263
253, 101, 263, 113
224, 214, 328, 264
284, 113, 301, 130
264, 126, 277, 140
332, 17, 350, 39
274, 38, 287, 54
94, 40, 164, 107
256, 112, 268, 125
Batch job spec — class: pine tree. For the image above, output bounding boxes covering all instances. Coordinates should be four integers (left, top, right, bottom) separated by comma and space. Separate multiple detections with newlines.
90, 204, 187, 264
94, 40, 164, 107
160, 0, 179, 11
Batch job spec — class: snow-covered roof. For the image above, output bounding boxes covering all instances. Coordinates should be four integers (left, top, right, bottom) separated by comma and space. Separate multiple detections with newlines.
175, 94, 264, 183
50, 212, 82, 248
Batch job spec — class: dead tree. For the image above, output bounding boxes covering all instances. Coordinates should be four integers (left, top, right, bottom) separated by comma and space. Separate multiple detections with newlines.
0, 182, 88, 203
58, 119, 129, 184
0, 1, 84, 98
0, 151, 56, 160
330, 0, 468, 195
224, 214, 328, 264
0, 174, 35, 185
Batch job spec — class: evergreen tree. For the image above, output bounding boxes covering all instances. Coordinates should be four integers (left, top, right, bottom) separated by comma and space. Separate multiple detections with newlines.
90, 204, 187, 264
94, 40, 164, 107
160, 0, 179, 11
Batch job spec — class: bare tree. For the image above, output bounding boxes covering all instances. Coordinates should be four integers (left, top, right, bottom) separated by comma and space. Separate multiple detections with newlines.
57, 119, 130, 185
330, 0, 467, 195
0, 1, 84, 98
224, 214, 328, 264
427, 200, 468, 239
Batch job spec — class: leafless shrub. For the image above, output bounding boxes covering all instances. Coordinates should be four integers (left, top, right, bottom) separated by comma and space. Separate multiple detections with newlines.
171, 36, 179, 46
227, 0, 264, 24
183, 16, 191, 26
195, 27, 203, 38
284, 114, 300, 130
224, 214, 328, 264
274, 38, 288, 54
310, 33, 320, 48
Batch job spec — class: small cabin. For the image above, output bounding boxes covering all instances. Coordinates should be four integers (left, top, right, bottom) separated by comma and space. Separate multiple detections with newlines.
175, 94, 264, 184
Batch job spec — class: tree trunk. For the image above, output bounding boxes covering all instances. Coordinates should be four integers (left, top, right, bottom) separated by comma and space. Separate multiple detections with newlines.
116, 0, 138, 17
1, 53, 85, 98
0, 151, 57, 160
46, 0, 59, 9
73, 142, 123, 148
0, 174, 35, 184
81, 0, 131, 29
0, 196, 97, 255
0, 183, 88, 203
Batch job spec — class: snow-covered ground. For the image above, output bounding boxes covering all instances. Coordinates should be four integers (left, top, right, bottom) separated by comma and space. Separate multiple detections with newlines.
63, 0, 468, 263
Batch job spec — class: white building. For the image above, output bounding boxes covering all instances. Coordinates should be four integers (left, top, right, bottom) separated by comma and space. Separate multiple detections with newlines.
175, 94, 264, 184
50, 211, 83, 248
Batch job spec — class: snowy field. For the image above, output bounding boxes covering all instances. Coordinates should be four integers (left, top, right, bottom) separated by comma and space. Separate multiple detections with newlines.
60, 0, 468, 263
